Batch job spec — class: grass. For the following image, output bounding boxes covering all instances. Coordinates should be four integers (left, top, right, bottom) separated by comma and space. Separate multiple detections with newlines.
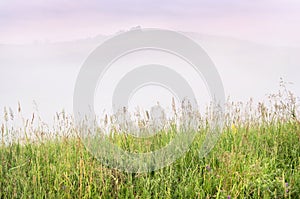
1, 120, 299, 198
1, 84, 300, 198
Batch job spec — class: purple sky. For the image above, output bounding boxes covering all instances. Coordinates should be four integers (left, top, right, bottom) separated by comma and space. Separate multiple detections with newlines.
1, 0, 300, 46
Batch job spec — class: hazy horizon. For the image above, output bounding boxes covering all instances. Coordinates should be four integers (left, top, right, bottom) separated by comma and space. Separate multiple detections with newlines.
1, 30, 299, 123
1, 1, 300, 123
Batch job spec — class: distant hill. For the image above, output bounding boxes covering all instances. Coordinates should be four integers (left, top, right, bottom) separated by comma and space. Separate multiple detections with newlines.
0, 31, 299, 122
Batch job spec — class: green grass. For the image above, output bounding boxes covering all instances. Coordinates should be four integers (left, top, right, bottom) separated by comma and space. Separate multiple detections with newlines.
1, 120, 299, 198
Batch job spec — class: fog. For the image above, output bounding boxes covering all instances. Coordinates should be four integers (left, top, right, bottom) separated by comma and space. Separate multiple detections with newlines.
0, 31, 299, 123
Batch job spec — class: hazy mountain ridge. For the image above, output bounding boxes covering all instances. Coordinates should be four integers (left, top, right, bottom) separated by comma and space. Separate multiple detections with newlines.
0, 31, 299, 122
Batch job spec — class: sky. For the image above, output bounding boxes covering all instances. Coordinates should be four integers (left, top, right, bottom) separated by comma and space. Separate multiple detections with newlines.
0, 0, 300, 123
1, 0, 300, 46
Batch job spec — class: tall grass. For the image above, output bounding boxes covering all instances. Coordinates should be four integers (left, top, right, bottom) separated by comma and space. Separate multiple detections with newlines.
0, 83, 300, 198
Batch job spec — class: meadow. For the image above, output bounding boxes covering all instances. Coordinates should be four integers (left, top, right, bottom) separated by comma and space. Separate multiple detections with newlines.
0, 85, 299, 198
